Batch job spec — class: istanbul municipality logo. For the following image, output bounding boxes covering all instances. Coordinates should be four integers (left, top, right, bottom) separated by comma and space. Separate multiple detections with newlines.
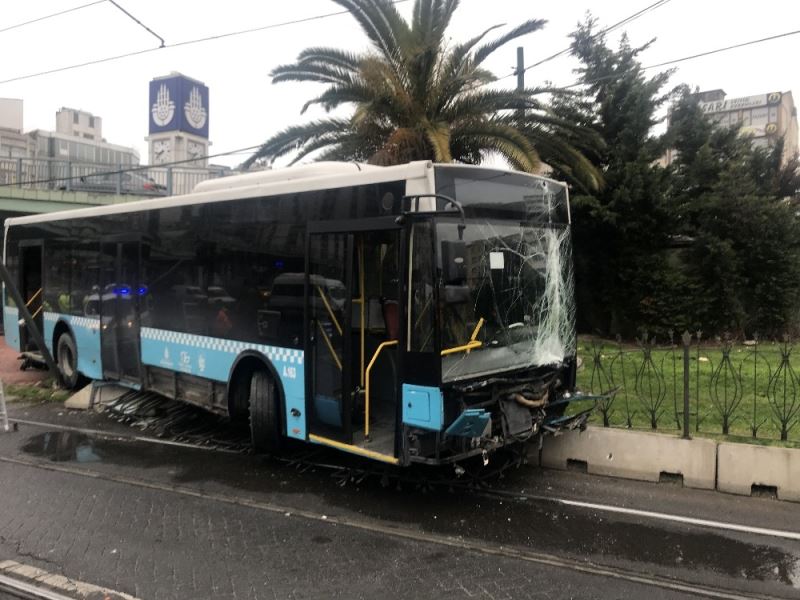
151, 83, 175, 127
184, 86, 207, 129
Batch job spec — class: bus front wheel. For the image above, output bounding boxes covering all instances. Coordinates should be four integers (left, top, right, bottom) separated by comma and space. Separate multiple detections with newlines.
249, 370, 282, 454
56, 333, 82, 390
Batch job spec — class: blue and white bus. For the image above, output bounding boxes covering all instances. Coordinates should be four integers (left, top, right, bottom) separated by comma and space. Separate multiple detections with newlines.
3, 161, 578, 465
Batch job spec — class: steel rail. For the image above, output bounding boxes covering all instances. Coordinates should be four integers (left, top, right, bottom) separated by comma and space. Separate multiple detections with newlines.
0, 573, 77, 600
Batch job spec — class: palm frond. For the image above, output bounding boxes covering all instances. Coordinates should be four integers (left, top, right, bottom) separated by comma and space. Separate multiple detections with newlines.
452, 120, 540, 172
249, 0, 599, 187
271, 63, 358, 86
295, 47, 362, 72
243, 118, 351, 168
331, 0, 409, 73
473, 19, 546, 65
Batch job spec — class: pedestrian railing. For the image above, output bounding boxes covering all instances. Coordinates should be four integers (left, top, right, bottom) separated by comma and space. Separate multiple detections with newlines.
0, 157, 227, 197
578, 332, 800, 442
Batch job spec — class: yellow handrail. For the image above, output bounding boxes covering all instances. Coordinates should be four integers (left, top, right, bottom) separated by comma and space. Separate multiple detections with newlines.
441, 340, 482, 356
364, 340, 398, 439
315, 285, 342, 335
25, 288, 42, 307
467, 317, 485, 353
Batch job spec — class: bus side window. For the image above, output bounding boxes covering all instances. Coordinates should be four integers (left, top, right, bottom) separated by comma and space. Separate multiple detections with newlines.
409, 223, 434, 352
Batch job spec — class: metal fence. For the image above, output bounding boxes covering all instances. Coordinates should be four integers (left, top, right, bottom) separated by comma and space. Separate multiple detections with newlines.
0, 157, 227, 197
577, 332, 800, 443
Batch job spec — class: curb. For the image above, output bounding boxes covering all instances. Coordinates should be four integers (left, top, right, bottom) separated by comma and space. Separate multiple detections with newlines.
541, 427, 717, 490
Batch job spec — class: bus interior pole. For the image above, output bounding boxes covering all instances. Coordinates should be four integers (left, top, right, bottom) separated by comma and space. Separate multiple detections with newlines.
0, 263, 62, 386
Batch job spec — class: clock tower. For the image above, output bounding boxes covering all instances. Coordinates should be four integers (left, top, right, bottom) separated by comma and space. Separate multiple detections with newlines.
146, 72, 210, 167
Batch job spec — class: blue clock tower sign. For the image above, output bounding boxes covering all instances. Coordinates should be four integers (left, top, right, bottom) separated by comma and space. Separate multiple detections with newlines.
147, 72, 210, 166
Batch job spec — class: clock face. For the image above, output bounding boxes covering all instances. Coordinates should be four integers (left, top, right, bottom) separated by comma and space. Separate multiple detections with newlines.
153, 139, 172, 164
187, 141, 204, 160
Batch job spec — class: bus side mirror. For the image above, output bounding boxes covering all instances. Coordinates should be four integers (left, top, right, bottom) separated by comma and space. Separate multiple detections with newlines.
441, 240, 467, 284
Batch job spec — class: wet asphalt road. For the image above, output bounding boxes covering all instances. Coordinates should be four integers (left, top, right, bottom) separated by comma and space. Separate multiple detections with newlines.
0, 402, 798, 599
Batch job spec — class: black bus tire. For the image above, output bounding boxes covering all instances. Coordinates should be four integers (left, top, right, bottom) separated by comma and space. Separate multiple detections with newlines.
56, 333, 82, 390
249, 370, 282, 454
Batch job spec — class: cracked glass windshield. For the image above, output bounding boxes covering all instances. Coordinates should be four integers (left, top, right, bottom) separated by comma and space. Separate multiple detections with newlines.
430, 167, 576, 383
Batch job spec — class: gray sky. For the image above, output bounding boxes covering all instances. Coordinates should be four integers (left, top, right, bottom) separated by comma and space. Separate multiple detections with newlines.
1, 0, 798, 168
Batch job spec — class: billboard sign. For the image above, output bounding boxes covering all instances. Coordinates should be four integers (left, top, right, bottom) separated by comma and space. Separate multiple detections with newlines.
700, 92, 782, 114
148, 74, 209, 138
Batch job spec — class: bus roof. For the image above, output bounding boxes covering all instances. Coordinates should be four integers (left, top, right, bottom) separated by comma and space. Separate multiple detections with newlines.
4, 160, 433, 228
4, 161, 565, 229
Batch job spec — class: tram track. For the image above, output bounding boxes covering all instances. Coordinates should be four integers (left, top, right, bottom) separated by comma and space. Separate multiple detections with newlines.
9, 416, 800, 544
0, 451, 786, 600
1, 416, 798, 599
0, 572, 75, 600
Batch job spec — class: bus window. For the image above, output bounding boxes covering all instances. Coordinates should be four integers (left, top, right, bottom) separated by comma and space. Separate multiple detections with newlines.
408, 223, 435, 352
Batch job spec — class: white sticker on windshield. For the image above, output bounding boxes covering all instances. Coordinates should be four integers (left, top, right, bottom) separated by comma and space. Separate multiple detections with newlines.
489, 251, 505, 270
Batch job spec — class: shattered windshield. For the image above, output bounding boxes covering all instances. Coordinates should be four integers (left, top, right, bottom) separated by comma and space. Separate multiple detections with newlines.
430, 166, 575, 383
437, 221, 576, 382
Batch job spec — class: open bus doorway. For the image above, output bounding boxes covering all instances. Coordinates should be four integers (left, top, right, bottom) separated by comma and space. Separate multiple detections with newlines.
305, 223, 402, 461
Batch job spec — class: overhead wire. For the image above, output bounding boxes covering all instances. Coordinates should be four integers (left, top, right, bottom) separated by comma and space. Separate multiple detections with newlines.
559, 28, 800, 90
0, 0, 410, 85
108, 0, 165, 48
521, 0, 673, 73
0, 1, 108, 35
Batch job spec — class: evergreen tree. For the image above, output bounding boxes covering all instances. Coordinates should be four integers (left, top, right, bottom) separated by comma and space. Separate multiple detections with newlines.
666, 89, 800, 336
551, 19, 676, 335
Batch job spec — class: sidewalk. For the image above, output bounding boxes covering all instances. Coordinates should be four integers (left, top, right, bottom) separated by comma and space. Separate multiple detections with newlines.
0, 336, 48, 386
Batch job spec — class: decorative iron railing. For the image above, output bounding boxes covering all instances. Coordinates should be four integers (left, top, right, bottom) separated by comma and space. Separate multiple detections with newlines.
577, 332, 800, 442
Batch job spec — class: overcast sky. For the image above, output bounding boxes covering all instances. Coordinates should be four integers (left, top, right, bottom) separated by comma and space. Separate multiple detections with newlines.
1, 0, 798, 168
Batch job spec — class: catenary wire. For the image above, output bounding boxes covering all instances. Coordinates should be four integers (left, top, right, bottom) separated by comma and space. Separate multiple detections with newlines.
560, 28, 800, 89
521, 0, 673, 73
108, 0, 165, 48
0, 0, 410, 86
0, 0, 108, 35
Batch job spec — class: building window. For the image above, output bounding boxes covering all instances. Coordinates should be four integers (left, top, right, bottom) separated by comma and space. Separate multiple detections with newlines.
89, 116, 95, 128
73, 113, 79, 124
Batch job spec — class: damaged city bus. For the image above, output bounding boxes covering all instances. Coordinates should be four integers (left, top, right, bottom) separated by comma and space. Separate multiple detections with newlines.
2, 161, 588, 466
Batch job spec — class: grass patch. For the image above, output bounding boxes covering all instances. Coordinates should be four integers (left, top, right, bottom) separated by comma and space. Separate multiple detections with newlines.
575, 336, 800, 444
6, 379, 70, 404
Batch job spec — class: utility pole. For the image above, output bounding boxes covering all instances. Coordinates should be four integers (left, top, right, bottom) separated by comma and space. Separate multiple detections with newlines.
515, 47, 525, 121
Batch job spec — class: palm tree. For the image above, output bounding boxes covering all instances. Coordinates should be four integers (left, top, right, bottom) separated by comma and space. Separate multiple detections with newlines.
244, 0, 602, 190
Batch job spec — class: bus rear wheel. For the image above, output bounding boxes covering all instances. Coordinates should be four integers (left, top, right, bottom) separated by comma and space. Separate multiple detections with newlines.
56, 333, 82, 390
249, 370, 282, 454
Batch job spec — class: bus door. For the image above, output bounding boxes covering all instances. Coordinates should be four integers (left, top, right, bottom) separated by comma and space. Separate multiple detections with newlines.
99, 238, 142, 383
18, 241, 44, 352
305, 221, 403, 456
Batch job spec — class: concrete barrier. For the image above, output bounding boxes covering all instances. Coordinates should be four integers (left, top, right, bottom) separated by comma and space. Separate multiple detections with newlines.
717, 442, 800, 502
63, 385, 92, 410
541, 426, 718, 490
64, 382, 129, 410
